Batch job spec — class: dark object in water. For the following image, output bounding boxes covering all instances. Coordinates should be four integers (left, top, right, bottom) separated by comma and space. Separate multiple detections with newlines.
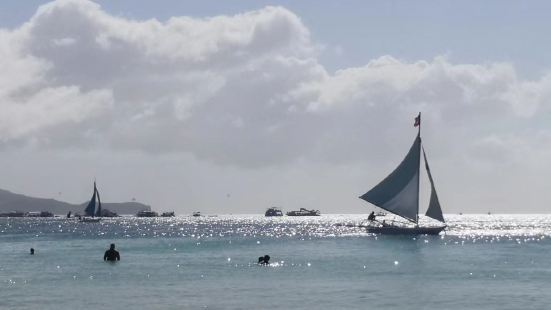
258, 255, 271, 265
39, 211, 54, 217
104, 243, 120, 262
30, 248, 34, 255
161, 211, 175, 217
265, 207, 283, 217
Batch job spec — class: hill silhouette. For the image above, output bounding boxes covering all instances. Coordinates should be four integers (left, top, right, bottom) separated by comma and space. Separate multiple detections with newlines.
0, 188, 150, 215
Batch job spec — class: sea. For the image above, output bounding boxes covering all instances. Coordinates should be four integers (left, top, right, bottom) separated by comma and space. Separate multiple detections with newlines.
1, 214, 550, 310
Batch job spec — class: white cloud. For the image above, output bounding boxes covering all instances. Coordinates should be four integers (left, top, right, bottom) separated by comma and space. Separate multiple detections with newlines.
1, 0, 551, 212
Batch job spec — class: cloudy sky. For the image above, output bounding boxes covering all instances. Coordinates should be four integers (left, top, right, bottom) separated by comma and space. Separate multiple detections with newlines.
0, 0, 550, 214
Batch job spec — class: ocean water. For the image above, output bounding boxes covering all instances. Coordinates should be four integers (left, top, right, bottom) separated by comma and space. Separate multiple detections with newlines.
1, 214, 551, 309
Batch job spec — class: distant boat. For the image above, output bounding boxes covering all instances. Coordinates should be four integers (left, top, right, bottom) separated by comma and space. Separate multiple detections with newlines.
265, 207, 283, 217
80, 181, 102, 223
79, 217, 101, 223
375, 209, 387, 217
359, 113, 446, 235
0, 211, 25, 217
286, 208, 321, 216
25, 211, 54, 217
192, 211, 201, 217
136, 210, 158, 217
161, 211, 175, 217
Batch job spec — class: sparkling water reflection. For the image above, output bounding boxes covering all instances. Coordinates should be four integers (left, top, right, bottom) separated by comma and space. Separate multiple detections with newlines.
1, 214, 550, 309
2, 214, 551, 240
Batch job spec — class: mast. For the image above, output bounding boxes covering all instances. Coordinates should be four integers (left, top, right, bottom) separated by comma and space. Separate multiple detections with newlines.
416, 112, 421, 224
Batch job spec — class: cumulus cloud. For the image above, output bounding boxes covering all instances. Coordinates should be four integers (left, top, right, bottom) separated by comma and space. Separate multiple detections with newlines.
1, 0, 551, 172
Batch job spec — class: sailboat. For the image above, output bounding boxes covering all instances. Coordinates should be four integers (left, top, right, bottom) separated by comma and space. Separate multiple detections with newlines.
359, 113, 446, 235
80, 181, 102, 223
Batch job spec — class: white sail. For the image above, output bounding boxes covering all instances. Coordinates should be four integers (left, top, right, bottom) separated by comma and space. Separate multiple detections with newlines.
423, 148, 445, 223
360, 135, 421, 223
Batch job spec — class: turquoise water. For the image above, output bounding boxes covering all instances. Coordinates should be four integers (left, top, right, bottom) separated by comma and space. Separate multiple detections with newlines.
1, 214, 551, 309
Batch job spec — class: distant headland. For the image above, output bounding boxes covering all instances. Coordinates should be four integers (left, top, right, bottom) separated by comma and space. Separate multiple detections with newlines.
0, 188, 150, 215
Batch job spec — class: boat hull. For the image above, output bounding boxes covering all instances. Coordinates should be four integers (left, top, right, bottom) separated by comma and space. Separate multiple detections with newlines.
79, 217, 101, 223
366, 225, 446, 235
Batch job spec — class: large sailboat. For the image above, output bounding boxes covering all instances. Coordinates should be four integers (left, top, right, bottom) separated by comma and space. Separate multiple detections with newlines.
359, 113, 446, 235
80, 181, 102, 223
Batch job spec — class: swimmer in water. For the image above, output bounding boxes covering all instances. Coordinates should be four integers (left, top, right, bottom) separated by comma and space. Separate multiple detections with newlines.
103, 243, 120, 262
257, 255, 271, 265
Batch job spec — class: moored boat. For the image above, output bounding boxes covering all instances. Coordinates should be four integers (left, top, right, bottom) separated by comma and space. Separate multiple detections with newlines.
359, 113, 446, 235
0, 211, 25, 217
265, 207, 283, 217
286, 208, 320, 216
161, 211, 175, 217
192, 211, 201, 217
137, 210, 158, 217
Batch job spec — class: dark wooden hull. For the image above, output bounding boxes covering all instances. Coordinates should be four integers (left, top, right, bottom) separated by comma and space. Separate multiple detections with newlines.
366, 225, 446, 235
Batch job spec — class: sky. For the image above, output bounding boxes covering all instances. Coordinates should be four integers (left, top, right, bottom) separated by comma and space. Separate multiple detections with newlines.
0, 0, 550, 214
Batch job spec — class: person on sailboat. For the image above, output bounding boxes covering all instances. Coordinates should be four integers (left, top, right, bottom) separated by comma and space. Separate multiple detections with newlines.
367, 211, 376, 221
104, 243, 120, 262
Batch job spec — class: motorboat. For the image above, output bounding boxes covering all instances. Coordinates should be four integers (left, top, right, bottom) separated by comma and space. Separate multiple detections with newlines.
265, 207, 283, 217
286, 208, 321, 216
137, 210, 158, 217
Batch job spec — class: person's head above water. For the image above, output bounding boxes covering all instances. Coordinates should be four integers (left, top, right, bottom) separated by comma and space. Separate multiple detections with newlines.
110, 243, 115, 250
30, 248, 34, 255
263, 255, 270, 263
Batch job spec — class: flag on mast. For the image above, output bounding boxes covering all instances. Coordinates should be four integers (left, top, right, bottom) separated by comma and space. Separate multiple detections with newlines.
414, 113, 421, 127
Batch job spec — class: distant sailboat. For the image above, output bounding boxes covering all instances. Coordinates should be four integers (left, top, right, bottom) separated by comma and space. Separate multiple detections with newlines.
80, 181, 102, 223
359, 113, 446, 235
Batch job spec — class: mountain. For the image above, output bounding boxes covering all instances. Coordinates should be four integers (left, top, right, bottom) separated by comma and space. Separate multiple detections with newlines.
0, 188, 151, 215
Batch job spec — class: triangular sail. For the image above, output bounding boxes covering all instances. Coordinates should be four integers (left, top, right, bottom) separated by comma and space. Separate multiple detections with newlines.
95, 186, 102, 217
84, 183, 97, 217
360, 135, 421, 223
423, 148, 445, 223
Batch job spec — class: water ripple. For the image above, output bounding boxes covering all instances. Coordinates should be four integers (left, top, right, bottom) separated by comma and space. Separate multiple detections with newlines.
1, 214, 550, 241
